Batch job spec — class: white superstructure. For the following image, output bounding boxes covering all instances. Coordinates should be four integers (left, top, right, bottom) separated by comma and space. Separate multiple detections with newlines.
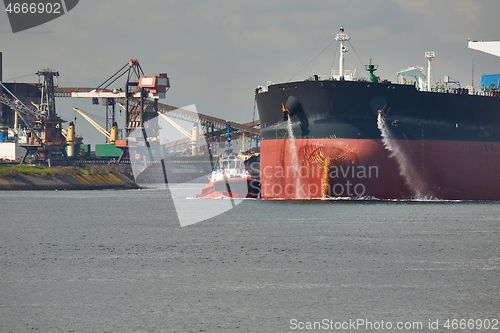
0, 129, 27, 162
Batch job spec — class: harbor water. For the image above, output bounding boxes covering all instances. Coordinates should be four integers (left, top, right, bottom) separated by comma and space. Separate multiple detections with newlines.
1, 188, 499, 332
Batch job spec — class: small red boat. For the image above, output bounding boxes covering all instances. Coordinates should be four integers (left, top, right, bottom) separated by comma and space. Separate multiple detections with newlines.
197, 154, 260, 199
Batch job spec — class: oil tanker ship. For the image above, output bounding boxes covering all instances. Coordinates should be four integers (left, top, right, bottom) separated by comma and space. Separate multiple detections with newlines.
255, 27, 500, 200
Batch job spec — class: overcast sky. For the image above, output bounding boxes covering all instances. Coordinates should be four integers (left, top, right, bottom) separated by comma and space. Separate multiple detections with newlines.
1, 0, 499, 145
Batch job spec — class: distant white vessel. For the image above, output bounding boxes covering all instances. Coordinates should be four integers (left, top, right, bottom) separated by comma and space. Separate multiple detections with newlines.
0, 126, 27, 162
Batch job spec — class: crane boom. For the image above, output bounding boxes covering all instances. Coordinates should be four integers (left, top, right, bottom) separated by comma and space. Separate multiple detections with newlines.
0, 82, 44, 146
468, 40, 500, 58
72, 107, 111, 139
117, 101, 197, 139
156, 111, 193, 139
0, 90, 39, 119
69, 88, 163, 100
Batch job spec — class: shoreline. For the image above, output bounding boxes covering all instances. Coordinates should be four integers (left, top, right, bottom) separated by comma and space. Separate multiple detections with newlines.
0, 173, 141, 190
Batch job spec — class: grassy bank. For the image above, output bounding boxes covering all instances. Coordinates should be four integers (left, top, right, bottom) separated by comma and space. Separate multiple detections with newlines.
0, 164, 121, 177
0, 164, 140, 190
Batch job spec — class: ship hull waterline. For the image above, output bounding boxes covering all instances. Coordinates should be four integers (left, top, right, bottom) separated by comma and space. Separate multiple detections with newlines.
260, 138, 500, 201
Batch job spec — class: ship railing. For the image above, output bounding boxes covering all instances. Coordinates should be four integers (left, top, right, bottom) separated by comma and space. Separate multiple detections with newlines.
255, 82, 272, 93
305, 70, 358, 82
255, 85, 268, 93
315, 74, 332, 81
330, 69, 358, 81
398, 78, 417, 86
478, 88, 500, 97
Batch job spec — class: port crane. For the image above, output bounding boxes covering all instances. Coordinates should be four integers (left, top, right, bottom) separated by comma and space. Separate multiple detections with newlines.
66, 59, 169, 138
53, 59, 259, 138
47, 59, 260, 176
53, 59, 169, 162
72, 107, 118, 143
0, 86, 44, 146
54, 58, 258, 161
0, 69, 70, 166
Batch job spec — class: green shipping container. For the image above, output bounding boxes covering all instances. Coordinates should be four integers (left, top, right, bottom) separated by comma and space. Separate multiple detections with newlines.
94, 144, 122, 157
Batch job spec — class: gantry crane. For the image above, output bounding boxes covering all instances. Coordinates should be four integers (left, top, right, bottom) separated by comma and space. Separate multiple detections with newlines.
0, 69, 70, 166
53, 58, 259, 164
68, 59, 169, 137
63, 59, 170, 162
0, 85, 44, 146
54, 59, 259, 137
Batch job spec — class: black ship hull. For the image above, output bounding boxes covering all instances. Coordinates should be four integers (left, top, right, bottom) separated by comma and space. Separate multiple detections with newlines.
258, 80, 500, 142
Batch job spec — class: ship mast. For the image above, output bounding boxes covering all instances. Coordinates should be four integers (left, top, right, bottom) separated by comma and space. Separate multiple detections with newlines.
335, 26, 350, 80
425, 51, 435, 91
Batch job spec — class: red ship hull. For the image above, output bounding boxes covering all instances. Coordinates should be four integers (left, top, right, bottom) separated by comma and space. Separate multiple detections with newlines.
260, 138, 500, 200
